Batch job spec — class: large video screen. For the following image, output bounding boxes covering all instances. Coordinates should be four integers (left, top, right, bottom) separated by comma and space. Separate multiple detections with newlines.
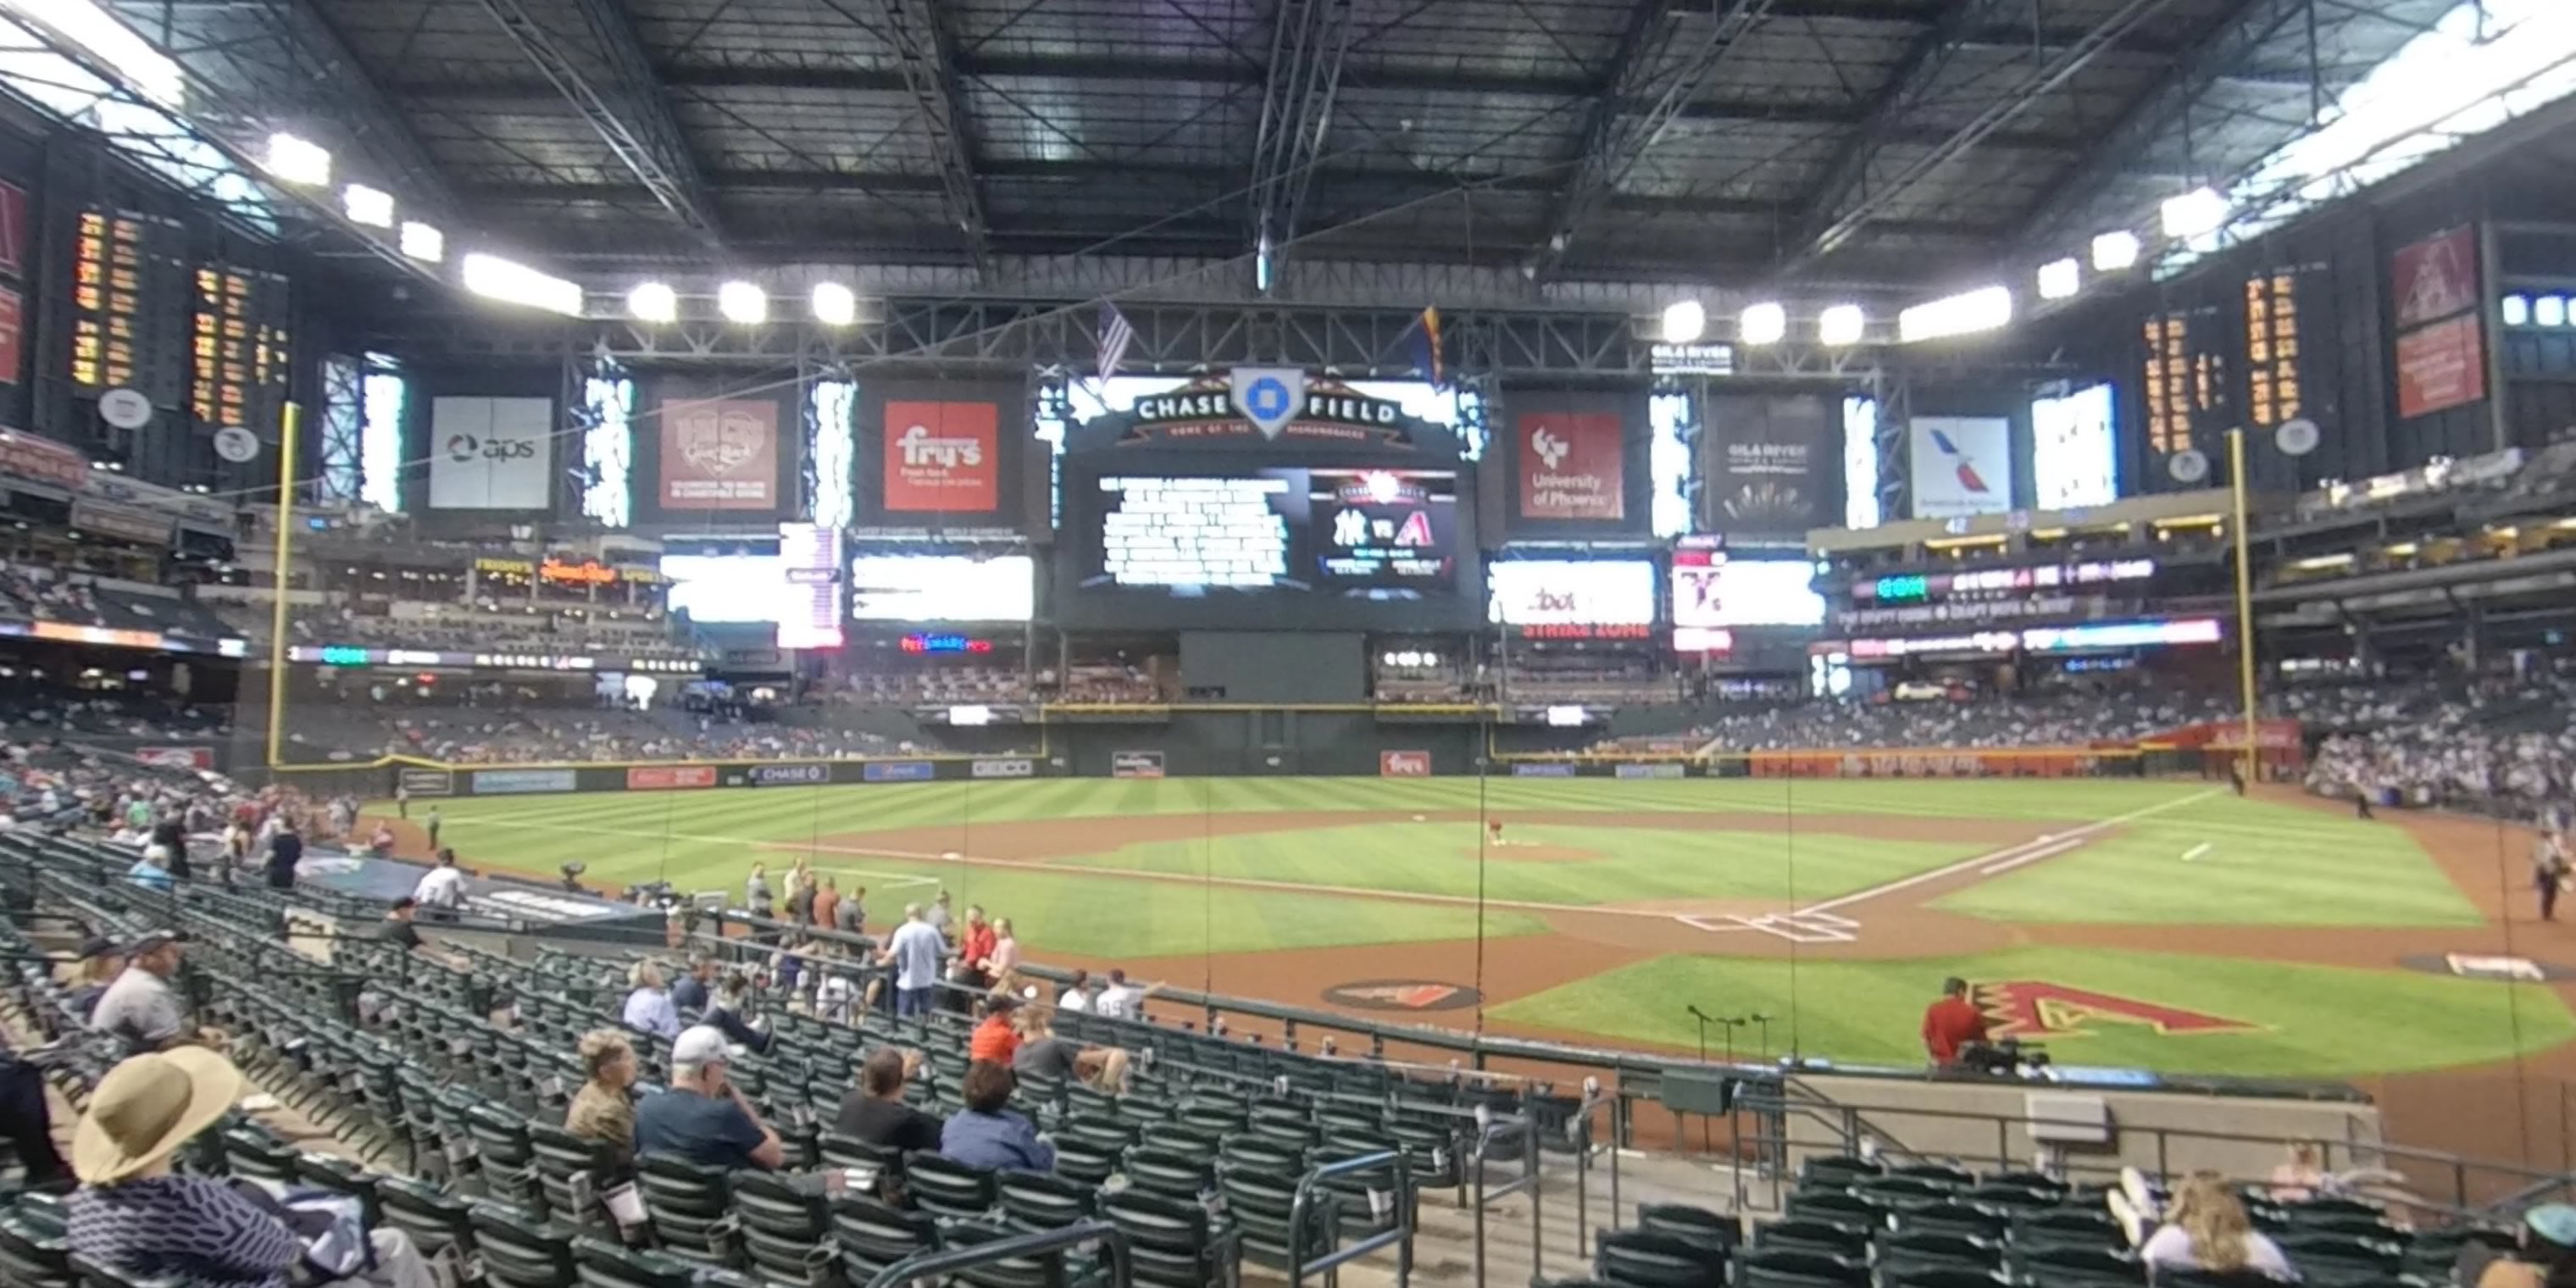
2034, 383, 2118, 509
1083, 469, 1458, 597
1673, 556, 1826, 628
662, 552, 784, 624
1487, 560, 1655, 625
850, 554, 1035, 622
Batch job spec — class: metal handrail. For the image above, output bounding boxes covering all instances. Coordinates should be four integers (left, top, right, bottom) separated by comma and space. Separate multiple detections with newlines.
863, 1219, 1130, 1288
1466, 1111, 1543, 1286
1289, 1147, 1414, 1288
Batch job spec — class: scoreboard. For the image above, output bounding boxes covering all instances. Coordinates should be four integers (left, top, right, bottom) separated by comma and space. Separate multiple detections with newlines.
190, 263, 291, 436
69, 207, 191, 410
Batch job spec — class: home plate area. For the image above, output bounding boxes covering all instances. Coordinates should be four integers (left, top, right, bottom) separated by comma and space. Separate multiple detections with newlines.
1677, 909, 1863, 942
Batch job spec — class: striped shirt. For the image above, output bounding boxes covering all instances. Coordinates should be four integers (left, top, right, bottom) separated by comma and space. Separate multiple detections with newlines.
69, 1174, 300, 1288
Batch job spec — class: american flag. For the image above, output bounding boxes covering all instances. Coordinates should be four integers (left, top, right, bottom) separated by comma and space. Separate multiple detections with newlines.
1096, 301, 1135, 384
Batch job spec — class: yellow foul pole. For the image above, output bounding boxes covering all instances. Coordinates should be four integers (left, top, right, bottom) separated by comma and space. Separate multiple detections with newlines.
2229, 427, 2257, 784
264, 402, 301, 769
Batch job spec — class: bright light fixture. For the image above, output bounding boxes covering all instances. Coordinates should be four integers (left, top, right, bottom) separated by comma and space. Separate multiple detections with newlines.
2160, 186, 2229, 239
1740, 302, 1786, 346
1818, 304, 1864, 347
461, 252, 584, 317
398, 221, 443, 263
341, 184, 393, 228
263, 132, 330, 186
811, 281, 857, 326
627, 281, 678, 324
717, 280, 767, 325
2501, 294, 2531, 326
1, 0, 184, 108
2540, 295, 2571, 328
1897, 285, 2013, 343
1661, 299, 1706, 344
2036, 257, 2082, 301
2091, 230, 2141, 272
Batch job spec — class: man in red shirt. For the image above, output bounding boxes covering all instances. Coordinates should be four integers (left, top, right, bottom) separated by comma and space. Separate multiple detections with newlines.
1921, 977, 1990, 1065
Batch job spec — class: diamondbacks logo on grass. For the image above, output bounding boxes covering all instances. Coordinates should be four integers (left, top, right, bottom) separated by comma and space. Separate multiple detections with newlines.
1324, 979, 1483, 1013
1975, 981, 2257, 1039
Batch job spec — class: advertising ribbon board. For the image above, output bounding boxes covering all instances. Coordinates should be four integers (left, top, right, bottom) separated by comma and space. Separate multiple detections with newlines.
1111, 751, 1166, 780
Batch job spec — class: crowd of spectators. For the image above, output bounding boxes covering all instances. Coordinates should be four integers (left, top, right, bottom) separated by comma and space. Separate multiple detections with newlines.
284, 703, 941, 765
0, 560, 237, 646
2302, 675, 2576, 819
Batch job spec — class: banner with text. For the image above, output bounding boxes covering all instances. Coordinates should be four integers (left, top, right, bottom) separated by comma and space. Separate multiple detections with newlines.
2391, 225, 2485, 419
1702, 392, 1832, 545
428, 397, 554, 509
884, 400, 1001, 513
660, 397, 780, 511
1513, 402, 1626, 525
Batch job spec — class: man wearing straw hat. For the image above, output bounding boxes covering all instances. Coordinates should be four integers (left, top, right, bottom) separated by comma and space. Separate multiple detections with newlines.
68, 1047, 438, 1286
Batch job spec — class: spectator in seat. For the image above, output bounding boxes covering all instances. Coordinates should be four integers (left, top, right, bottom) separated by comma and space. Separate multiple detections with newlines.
745, 862, 774, 923
126, 847, 175, 893
2140, 1172, 2299, 1282
813, 876, 841, 931
61, 937, 123, 1022
635, 1025, 785, 1171
669, 953, 714, 1019
564, 1030, 639, 1173
376, 898, 425, 952
940, 1060, 1053, 1174
89, 931, 196, 1056
69, 1047, 438, 1287
833, 1047, 941, 1152
262, 818, 302, 890
2464, 1203, 2576, 1288
702, 972, 773, 1055
980, 917, 1020, 983
835, 883, 867, 936
969, 993, 1023, 1064
1013, 1006, 1130, 1094
621, 961, 680, 1041
2268, 1141, 2329, 1203
1093, 968, 1159, 1021
1057, 969, 1095, 1015
412, 849, 467, 913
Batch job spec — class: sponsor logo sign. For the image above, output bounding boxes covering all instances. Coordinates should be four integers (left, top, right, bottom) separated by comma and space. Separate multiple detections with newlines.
397, 769, 455, 797
1379, 750, 1433, 777
1512, 763, 1578, 778
471, 769, 578, 795
1975, 980, 2259, 1039
70, 500, 169, 546
884, 401, 999, 512
0, 429, 92, 491
1322, 979, 1482, 1013
1909, 416, 2011, 519
1703, 393, 1829, 538
428, 397, 553, 509
135, 746, 213, 770
863, 760, 936, 783
1111, 751, 1166, 780
628, 765, 718, 791
1615, 763, 1685, 780
1229, 367, 1306, 441
661, 397, 779, 510
1517, 409, 1624, 522
971, 758, 1035, 780
0, 286, 19, 386
748, 763, 831, 786
2393, 225, 2478, 327
2396, 314, 2485, 419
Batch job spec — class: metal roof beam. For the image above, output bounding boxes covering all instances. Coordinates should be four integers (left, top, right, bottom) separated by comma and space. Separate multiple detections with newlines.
867, 0, 993, 281
469, 0, 724, 242
1778, 0, 2185, 275
1531, 0, 1779, 279
1246, 0, 1353, 287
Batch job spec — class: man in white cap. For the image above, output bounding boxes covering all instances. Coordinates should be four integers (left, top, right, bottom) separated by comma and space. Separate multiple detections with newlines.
634, 1025, 785, 1171
88, 931, 195, 1057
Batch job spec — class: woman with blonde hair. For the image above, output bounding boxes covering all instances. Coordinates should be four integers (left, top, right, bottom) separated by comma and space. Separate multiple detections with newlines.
620, 961, 679, 1040
564, 1030, 639, 1171
2141, 1172, 2300, 1281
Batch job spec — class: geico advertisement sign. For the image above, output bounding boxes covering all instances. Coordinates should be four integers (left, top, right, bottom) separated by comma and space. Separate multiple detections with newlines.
970, 758, 1035, 779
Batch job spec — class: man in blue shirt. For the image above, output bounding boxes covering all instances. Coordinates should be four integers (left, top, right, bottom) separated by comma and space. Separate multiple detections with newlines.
941, 1060, 1054, 1173
875, 903, 948, 1017
634, 1026, 784, 1171
669, 954, 713, 1018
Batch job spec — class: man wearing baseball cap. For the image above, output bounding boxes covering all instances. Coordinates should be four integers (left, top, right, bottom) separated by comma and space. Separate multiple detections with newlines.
87, 931, 196, 1057
634, 1025, 784, 1172
2464, 1204, 2576, 1288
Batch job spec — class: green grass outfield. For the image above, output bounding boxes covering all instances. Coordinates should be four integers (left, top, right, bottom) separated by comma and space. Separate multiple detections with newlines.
1489, 947, 2575, 1079
394, 775, 2550, 1077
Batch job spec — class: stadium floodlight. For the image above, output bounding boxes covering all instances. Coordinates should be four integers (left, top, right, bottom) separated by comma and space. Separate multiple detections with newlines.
263, 132, 330, 186
1739, 302, 1786, 346
717, 280, 767, 325
2501, 294, 2531, 326
627, 281, 678, 323
1817, 303, 1865, 347
2540, 295, 2571, 328
341, 184, 393, 228
1, 0, 184, 108
2090, 230, 2140, 272
1897, 285, 2013, 343
1661, 299, 1706, 344
811, 281, 857, 326
461, 253, 584, 317
2160, 186, 2229, 239
2036, 257, 2082, 301
398, 221, 443, 263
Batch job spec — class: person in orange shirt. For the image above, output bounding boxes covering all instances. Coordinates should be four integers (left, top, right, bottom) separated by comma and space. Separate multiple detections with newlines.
813, 877, 841, 931
969, 994, 1023, 1064
1920, 976, 1990, 1065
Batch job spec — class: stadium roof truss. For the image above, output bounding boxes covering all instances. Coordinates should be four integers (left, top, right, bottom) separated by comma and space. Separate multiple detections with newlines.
0, 0, 2507, 319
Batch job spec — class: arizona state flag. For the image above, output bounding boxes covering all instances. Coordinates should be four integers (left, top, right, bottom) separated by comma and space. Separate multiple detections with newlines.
1411, 306, 1446, 390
